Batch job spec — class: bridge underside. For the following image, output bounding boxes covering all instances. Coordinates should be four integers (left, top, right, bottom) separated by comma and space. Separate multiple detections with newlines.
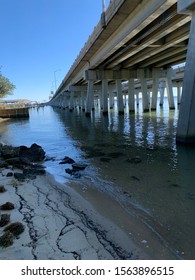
50, 0, 195, 145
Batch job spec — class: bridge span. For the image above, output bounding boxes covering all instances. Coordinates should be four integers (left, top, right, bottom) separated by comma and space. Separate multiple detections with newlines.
49, 0, 195, 144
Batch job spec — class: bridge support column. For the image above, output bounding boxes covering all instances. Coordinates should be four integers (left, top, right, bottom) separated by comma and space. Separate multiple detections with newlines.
81, 92, 85, 111
140, 73, 149, 112
128, 79, 135, 113
177, 86, 182, 105
102, 79, 108, 115
109, 91, 114, 109
69, 92, 74, 112
165, 69, 175, 109
109, 84, 115, 109
58, 95, 62, 108
151, 69, 160, 111
77, 93, 81, 109
116, 79, 124, 114
136, 92, 139, 106
85, 80, 94, 116
62, 94, 66, 109
159, 80, 165, 107
55, 97, 59, 107
177, 3, 195, 144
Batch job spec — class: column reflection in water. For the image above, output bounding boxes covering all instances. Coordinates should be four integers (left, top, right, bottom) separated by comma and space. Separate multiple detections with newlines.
1, 98, 194, 259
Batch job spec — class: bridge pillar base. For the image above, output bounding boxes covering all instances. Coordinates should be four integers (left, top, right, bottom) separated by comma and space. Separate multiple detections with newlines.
139, 69, 150, 112
151, 69, 160, 110
109, 91, 114, 109
136, 92, 139, 106
116, 79, 124, 115
159, 80, 165, 107
177, 10, 195, 144
85, 112, 91, 117
141, 79, 150, 112
128, 79, 135, 113
102, 79, 108, 115
85, 81, 94, 115
177, 86, 182, 105
81, 92, 86, 111
165, 69, 175, 110
69, 92, 74, 111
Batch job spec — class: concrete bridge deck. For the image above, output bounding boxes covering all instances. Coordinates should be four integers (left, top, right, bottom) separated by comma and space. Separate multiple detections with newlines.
49, 0, 195, 144
52, 0, 190, 94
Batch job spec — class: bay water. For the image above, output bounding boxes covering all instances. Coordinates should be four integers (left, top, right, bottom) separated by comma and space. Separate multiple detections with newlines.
0, 98, 195, 259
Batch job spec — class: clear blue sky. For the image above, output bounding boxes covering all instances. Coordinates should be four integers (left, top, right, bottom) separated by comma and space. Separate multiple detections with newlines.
0, 0, 110, 102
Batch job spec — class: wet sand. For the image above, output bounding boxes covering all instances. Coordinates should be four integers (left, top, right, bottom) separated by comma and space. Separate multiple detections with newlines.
0, 162, 180, 260
0, 166, 150, 260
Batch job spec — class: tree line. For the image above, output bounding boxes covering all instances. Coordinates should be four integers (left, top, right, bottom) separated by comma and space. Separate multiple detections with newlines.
0, 68, 15, 98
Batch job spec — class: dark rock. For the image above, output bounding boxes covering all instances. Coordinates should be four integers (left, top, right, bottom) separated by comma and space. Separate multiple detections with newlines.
59, 156, 75, 164
23, 168, 46, 176
131, 176, 140, 181
0, 143, 46, 169
0, 186, 6, 193
0, 231, 14, 247
4, 222, 25, 237
44, 156, 56, 162
0, 159, 9, 168
72, 172, 81, 178
65, 168, 74, 175
1, 145, 20, 159
123, 191, 131, 197
14, 172, 26, 181
6, 172, 13, 177
0, 202, 15, 210
0, 214, 10, 227
5, 157, 21, 166
65, 168, 81, 178
19, 143, 45, 162
72, 163, 87, 171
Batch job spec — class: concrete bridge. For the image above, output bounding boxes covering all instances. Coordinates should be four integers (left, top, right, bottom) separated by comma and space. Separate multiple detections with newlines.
49, 0, 195, 144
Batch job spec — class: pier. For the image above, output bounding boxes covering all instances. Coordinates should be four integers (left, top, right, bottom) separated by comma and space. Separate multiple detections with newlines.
49, 0, 195, 144
0, 108, 29, 119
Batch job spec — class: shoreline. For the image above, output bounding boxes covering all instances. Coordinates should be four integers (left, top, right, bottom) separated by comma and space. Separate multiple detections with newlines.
0, 140, 181, 260
0, 166, 150, 260
0, 162, 179, 260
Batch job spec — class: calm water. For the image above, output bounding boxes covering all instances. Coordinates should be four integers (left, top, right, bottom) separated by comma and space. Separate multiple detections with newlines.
0, 99, 195, 259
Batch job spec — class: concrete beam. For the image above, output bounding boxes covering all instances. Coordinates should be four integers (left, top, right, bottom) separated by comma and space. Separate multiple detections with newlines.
69, 85, 87, 92
178, 0, 195, 14
84, 68, 172, 82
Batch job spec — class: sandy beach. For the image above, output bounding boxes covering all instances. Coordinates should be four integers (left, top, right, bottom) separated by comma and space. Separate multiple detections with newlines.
0, 158, 181, 260
0, 164, 152, 260
0, 130, 182, 260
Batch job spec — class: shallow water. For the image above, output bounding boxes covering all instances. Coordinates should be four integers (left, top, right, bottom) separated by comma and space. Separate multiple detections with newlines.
0, 99, 195, 259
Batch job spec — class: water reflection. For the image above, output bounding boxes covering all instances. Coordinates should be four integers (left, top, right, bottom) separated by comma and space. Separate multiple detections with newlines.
0, 102, 195, 259
52, 102, 194, 259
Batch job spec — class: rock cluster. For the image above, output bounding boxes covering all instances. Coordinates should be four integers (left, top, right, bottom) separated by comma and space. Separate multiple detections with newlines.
0, 143, 45, 164
0, 142, 46, 247
59, 156, 88, 178
0, 143, 46, 180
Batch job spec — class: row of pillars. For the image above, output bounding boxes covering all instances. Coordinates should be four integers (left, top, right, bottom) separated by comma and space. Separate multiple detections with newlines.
50, 69, 181, 116
50, 0, 195, 144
